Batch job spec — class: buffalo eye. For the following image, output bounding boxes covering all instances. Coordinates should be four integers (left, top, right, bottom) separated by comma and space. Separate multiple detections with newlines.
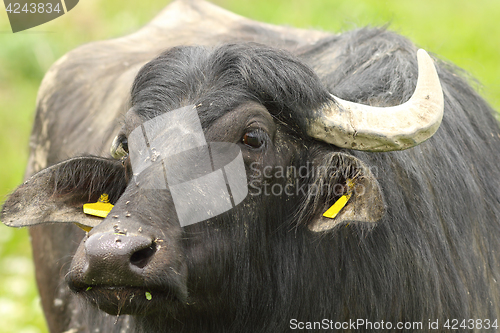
242, 130, 266, 149
110, 134, 129, 159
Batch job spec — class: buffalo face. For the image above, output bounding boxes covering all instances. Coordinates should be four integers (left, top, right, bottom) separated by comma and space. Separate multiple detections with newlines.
2, 43, 442, 322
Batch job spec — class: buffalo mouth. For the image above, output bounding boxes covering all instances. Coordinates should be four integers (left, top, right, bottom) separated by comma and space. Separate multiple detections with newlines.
70, 284, 185, 316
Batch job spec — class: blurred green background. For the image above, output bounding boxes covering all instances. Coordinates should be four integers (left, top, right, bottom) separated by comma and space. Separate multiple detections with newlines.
0, 0, 498, 332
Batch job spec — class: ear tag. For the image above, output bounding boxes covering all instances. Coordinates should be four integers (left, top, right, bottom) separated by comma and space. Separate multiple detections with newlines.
323, 179, 355, 219
83, 194, 114, 218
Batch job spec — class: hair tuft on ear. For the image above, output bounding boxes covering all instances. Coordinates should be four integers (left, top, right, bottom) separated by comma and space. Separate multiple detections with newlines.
1, 156, 128, 229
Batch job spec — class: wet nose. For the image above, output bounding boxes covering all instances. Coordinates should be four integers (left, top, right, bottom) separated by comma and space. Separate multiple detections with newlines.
83, 232, 156, 285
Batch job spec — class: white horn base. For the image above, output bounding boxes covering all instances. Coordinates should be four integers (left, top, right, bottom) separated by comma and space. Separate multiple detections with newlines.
308, 49, 444, 152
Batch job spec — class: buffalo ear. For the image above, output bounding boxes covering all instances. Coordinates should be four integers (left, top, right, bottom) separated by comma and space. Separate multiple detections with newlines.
1, 156, 128, 229
306, 153, 386, 232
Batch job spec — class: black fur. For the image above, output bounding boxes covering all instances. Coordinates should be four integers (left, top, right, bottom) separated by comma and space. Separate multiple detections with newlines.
4, 24, 500, 333
130, 43, 331, 136
112, 28, 500, 331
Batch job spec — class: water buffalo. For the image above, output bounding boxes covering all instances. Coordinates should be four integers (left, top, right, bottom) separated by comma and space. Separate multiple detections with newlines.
2, 0, 500, 332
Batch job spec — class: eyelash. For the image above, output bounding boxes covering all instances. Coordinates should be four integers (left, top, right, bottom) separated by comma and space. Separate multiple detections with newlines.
111, 134, 129, 159
242, 130, 267, 149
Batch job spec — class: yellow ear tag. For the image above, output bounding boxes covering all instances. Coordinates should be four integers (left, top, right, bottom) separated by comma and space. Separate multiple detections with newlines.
83, 194, 114, 218
323, 179, 355, 219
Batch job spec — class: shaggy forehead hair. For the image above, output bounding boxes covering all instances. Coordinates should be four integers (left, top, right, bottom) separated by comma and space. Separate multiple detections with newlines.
129, 43, 331, 129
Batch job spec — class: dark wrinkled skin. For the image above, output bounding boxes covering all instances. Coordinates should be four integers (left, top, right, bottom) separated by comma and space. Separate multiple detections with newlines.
18, 3, 330, 330
2, 1, 500, 332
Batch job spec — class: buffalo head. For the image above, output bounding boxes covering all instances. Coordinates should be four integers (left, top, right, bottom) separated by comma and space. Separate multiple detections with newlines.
3, 1, 500, 333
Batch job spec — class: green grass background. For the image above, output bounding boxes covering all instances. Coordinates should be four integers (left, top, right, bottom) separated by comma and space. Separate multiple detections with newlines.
0, 0, 498, 332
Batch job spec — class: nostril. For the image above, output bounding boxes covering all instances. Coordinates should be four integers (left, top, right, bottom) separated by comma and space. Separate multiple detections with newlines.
130, 243, 156, 269
84, 233, 157, 275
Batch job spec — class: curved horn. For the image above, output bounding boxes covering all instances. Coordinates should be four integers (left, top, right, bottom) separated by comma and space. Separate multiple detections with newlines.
308, 49, 444, 152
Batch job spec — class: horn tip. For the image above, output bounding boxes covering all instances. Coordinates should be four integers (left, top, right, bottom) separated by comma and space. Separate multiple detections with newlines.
417, 48, 430, 57
416, 49, 435, 71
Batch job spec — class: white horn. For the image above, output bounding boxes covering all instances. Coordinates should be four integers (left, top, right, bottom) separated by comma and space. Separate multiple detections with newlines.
308, 49, 444, 152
